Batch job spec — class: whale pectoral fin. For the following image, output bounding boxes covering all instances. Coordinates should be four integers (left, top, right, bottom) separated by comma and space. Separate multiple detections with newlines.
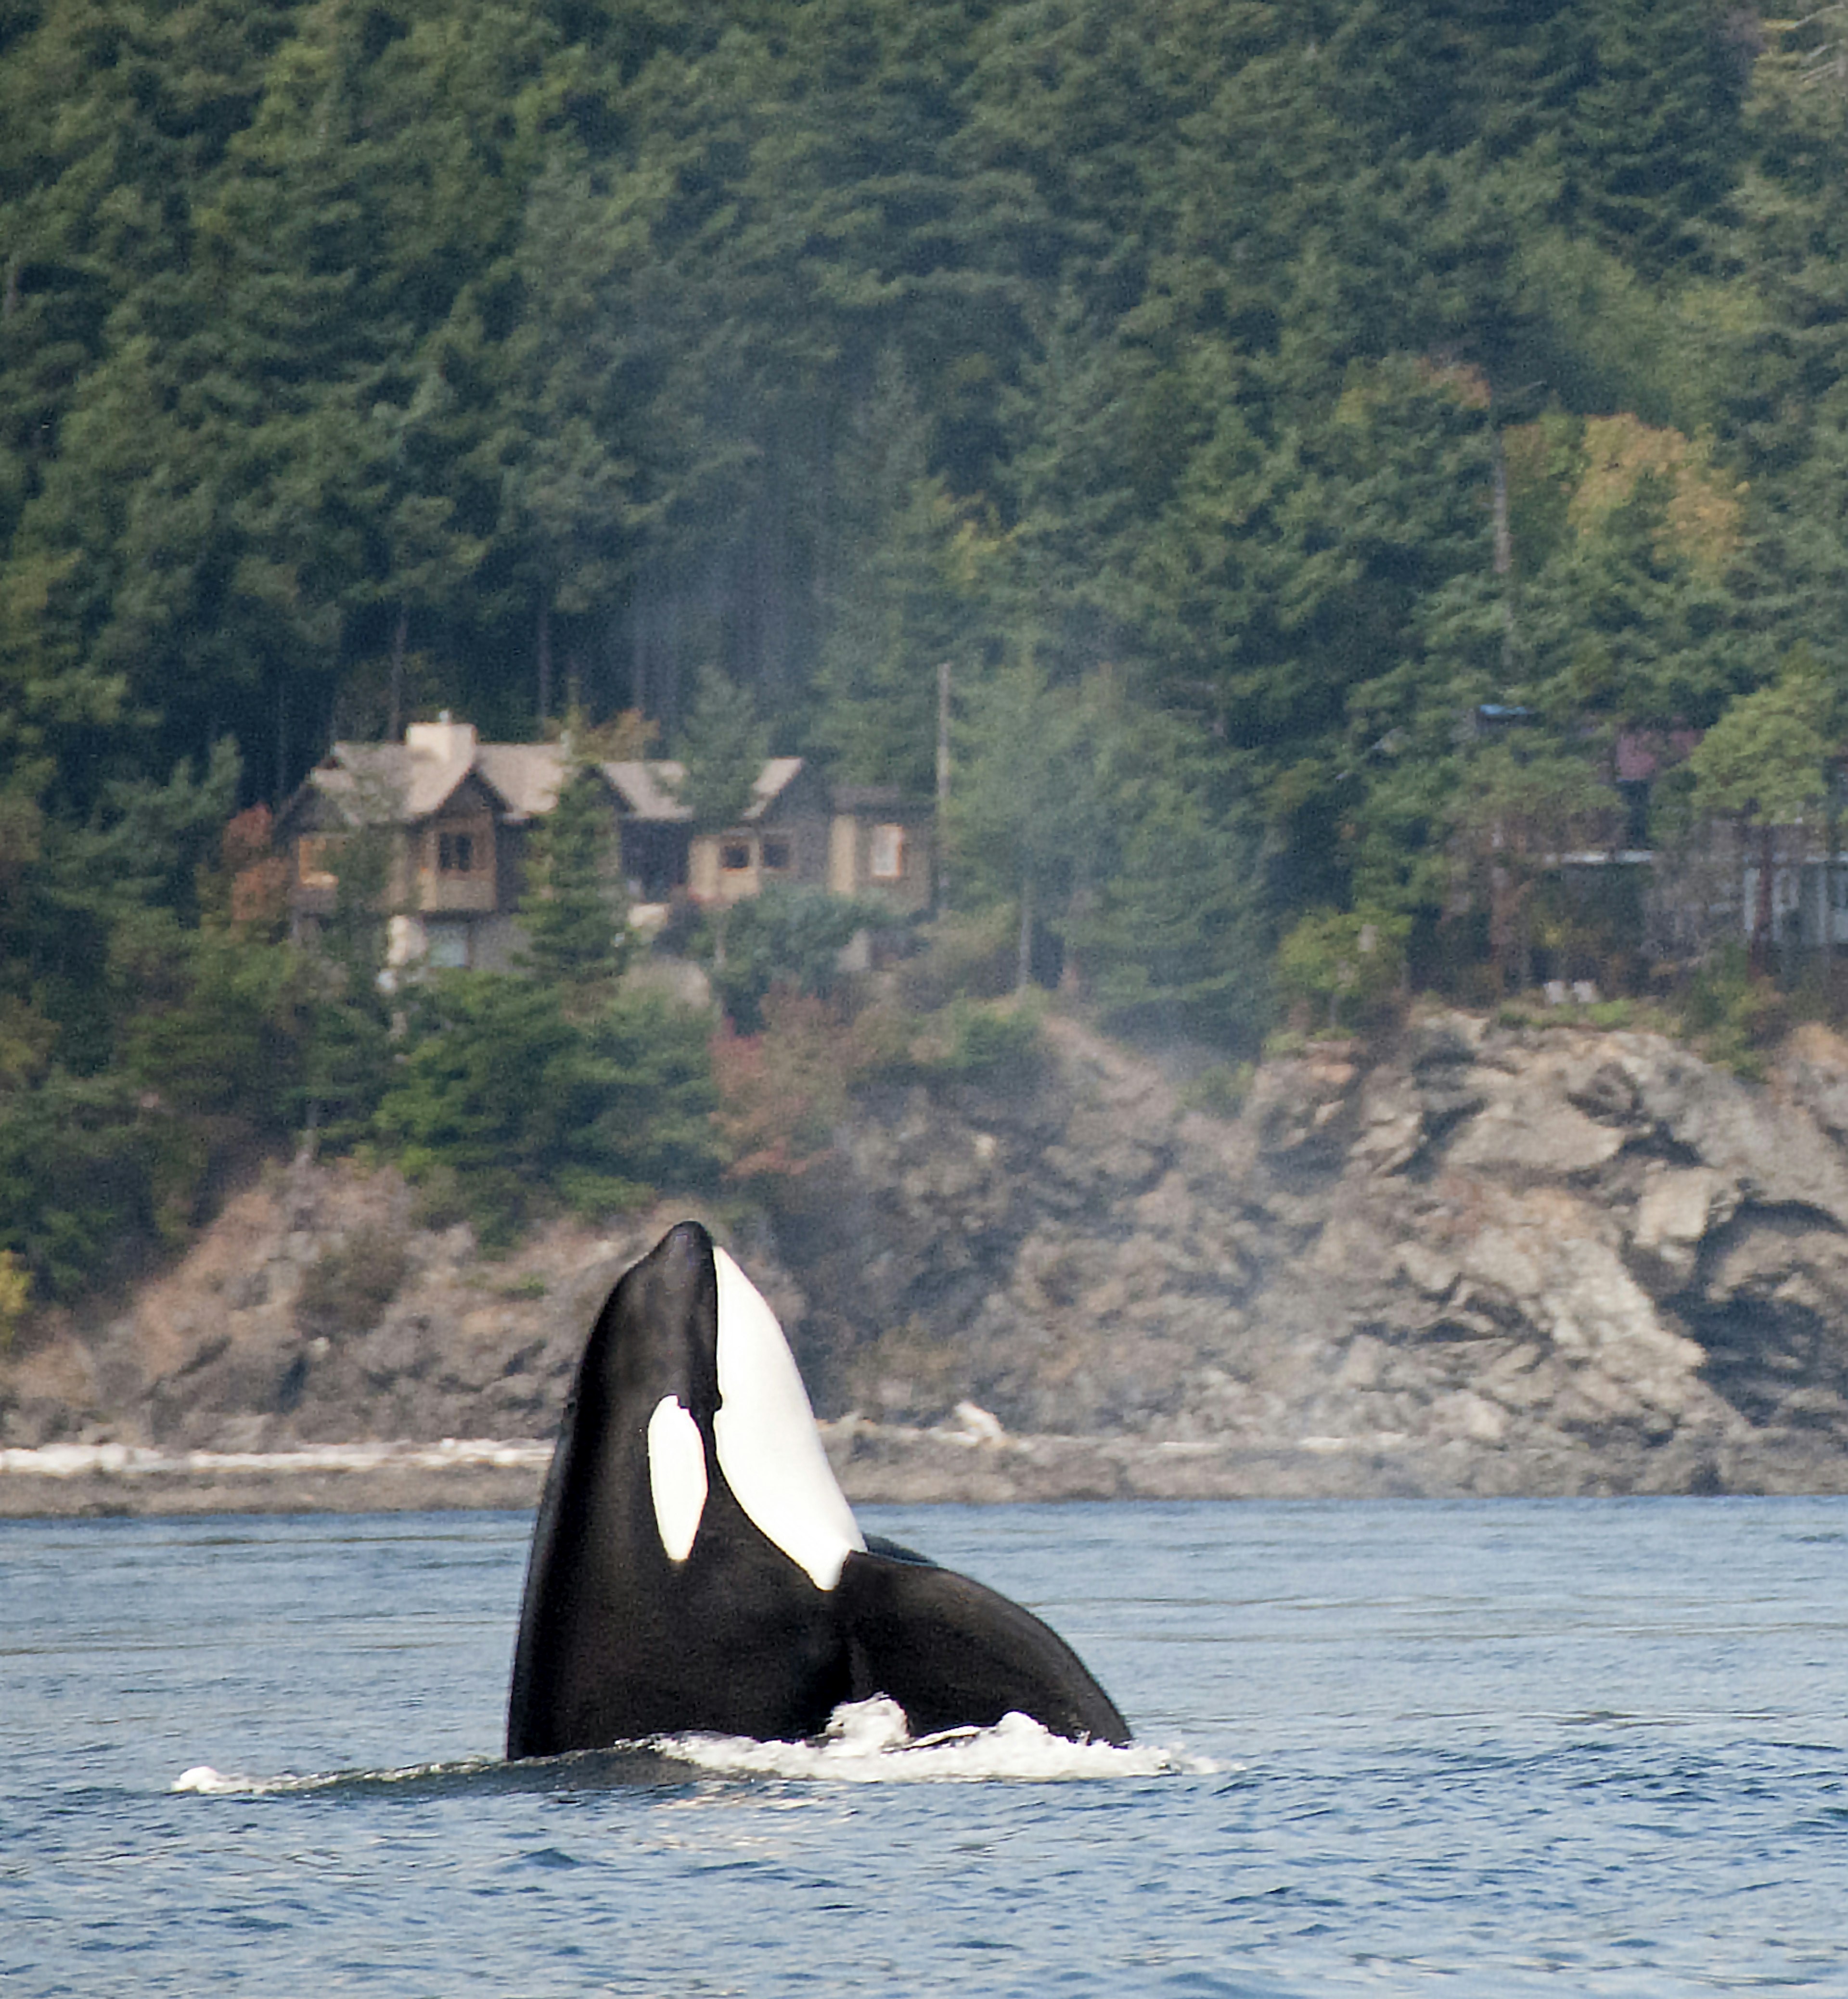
834, 1549, 1130, 1745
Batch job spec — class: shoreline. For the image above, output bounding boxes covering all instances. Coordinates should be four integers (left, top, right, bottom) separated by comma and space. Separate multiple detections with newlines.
6, 1420, 1848, 1518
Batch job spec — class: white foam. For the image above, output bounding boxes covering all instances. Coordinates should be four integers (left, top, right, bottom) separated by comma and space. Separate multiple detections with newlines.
171, 1758, 495, 1796
170, 1711, 1219, 1795
657, 1697, 1220, 1782
173, 1765, 298, 1795
710, 1246, 864, 1591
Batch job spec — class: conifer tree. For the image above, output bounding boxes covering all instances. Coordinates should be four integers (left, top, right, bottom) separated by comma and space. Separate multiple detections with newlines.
674, 666, 768, 836
521, 753, 629, 1012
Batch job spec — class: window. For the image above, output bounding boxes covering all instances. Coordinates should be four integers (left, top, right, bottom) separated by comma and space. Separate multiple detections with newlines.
761, 837, 791, 872
298, 834, 345, 888
437, 831, 475, 873
720, 841, 752, 872
870, 823, 904, 880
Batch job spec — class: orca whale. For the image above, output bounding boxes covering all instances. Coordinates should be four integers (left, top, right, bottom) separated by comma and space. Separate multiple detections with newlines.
506, 1219, 1129, 1757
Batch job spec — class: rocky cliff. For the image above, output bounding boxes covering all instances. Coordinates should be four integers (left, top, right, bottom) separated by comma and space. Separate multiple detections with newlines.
7, 1009, 1848, 1508
795, 1012, 1848, 1498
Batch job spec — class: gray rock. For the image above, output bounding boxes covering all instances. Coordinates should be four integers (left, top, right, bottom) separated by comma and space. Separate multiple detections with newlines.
12, 1008, 1848, 1503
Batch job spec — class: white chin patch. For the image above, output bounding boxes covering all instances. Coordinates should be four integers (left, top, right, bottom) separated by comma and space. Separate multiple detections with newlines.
647, 1395, 708, 1564
711, 1245, 865, 1590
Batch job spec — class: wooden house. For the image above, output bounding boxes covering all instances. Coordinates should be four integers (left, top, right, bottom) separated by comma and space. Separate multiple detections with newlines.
275, 718, 934, 977
275, 716, 584, 972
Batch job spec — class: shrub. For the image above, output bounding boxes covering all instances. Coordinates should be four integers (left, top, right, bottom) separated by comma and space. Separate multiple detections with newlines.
860, 993, 1046, 1083
712, 990, 853, 1188
1181, 1061, 1254, 1119
935, 995, 1044, 1077
1276, 908, 1407, 1031
697, 884, 904, 1032
1678, 945, 1787, 1080
0, 1249, 29, 1352
895, 906, 1020, 1010
296, 1223, 410, 1340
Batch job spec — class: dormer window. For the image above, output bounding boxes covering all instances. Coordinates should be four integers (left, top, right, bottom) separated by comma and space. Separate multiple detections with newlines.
438, 831, 475, 873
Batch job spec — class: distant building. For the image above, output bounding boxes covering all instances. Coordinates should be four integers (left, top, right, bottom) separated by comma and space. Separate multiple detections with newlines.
273, 716, 935, 974
827, 785, 935, 914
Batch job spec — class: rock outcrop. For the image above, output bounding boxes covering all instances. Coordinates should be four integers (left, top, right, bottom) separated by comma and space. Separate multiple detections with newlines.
8, 1008, 1848, 1505
772, 1012, 1848, 1497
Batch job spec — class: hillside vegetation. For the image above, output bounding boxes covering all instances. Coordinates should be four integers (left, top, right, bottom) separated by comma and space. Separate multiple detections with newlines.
8, 2, 1848, 1310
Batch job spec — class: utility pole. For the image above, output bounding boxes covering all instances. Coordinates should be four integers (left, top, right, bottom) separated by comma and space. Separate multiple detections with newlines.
936, 659, 952, 913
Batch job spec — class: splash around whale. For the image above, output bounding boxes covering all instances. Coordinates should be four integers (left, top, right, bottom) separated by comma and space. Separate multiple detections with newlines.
505, 1220, 1129, 1758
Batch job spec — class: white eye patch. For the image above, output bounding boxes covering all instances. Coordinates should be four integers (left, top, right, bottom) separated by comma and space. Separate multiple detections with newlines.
711, 1245, 865, 1590
646, 1394, 708, 1563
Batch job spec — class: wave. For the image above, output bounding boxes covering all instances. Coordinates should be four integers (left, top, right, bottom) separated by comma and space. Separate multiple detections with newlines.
173, 1699, 1218, 1796
658, 1696, 1217, 1781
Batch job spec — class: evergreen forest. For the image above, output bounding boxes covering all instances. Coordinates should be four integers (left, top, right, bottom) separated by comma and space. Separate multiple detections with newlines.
6, 0, 1848, 1310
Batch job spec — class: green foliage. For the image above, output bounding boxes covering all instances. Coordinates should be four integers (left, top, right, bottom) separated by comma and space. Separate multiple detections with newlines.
868, 994, 1047, 1083
298, 820, 395, 1151
895, 907, 1023, 1011
374, 974, 718, 1248
0, 1248, 29, 1351
1068, 763, 1269, 1047
120, 926, 308, 1135
1180, 1062, 1255, 1121
697, 885, 901, 1033
1448, 735, 1620, 991
673, 668, 768, 834
712, 990, 857, 1189
1686, 648, 1832, 829
493, 1271, 550, 1301
1276, 909, 1409, 1032
0, 1066, 176, 1301
520, 759, 629, 1007
812, 351, 984, 794
947, 650, 1107, 986
0, 739, 298, 1294
15, 0, 1848, 1307
927, 996, 1046, 1079
711, 986, 1043, 1196
1678, 944, 1789, 1079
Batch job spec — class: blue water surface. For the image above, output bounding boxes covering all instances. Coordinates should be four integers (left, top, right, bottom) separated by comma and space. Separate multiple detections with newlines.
2, 1496, 1846, 1997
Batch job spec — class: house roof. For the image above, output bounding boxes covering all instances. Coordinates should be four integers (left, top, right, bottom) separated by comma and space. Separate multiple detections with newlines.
472, 743, 572, 820
603, 760, 689, 821
745, 757, 806, 822
603, 755, 807, 824
286, 720, 811, 833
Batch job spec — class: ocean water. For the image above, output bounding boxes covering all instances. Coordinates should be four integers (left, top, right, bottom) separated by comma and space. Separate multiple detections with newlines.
3, 1497, 1846, 1997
